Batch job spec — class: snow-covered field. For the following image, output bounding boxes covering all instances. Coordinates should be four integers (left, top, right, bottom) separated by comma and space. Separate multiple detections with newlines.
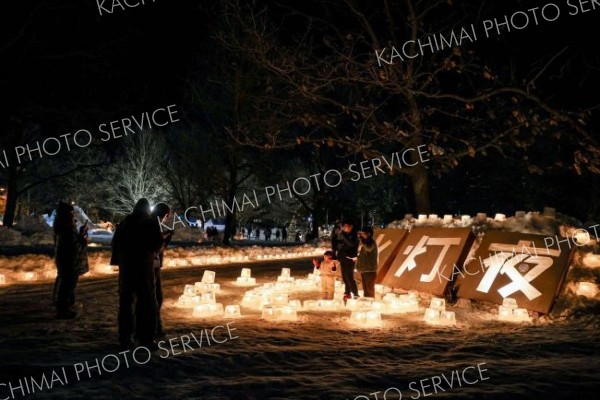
0, 253, 599, 400
1, 213, 599, 399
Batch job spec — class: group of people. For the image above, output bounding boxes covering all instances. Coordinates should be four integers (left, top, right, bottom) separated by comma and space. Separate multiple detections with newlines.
313, 221, 378, 300
52, 202, 377, 348
110, 199, 173, 350
242, 226, 289, 241
51, 198, 172, 349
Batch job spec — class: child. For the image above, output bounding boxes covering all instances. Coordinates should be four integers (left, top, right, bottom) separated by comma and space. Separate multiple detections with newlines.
312, 251, 340, 300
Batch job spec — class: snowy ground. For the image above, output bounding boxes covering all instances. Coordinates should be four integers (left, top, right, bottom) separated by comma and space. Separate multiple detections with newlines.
0, 255, 599, 400
1, 213, 600, 399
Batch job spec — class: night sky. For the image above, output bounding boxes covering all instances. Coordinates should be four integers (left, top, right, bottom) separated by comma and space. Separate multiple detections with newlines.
2, 0, 599, 224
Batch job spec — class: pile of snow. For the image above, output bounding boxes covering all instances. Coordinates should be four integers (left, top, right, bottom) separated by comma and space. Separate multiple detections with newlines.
387, 211, 567, 236
13, 215, 52, 235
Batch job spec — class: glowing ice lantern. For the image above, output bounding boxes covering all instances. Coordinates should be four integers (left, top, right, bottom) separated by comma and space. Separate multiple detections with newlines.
423, 308, 441, 323
439, 311, 457, 327
280, 268, 291, 278
192, 303, 223, 318
370, 301, 385, 312
383, 293, 397, 303
356, 297, 374, 310
241, 268, 251, 278
345, 298, 358, 311
494, 213, 506, 222
241, 292, 260, 308
576, 282, 599, 298
498, 306, 513, 320
386, 298, 417, 314
512, 308, 531, 322
349, 310, 382, 328
271, 293, 289, 306
183, 284, 196, 297
21, 272, 38, 281
0, 274, 5, 285
279, 306, 298, 321
288, 299, 302, 310
443, 214, 453, 223
97, 264, 114, 274
176, 295, 201, 308
224, 305, 242, 318
202, 270, 216, 284
303, 300, 318, 311
502, 298, 518, 309
374, 284, 391, 295
312, 299, 340, 311
461, 215, 470, 223
428, 214, 438, 220
200, 292, 216, 304
261, 306, 279, 321
190, 257, 203, 265
429, 298, 446, 311
417, 214, 427, 222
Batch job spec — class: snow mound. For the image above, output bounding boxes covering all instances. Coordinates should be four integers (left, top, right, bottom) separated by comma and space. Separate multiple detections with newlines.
13, 215, 51, 235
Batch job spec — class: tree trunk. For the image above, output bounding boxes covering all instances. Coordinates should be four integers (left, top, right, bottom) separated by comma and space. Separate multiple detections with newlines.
2, 165, 19, 228
411, 164, 430, 214
222, 160, 238, 246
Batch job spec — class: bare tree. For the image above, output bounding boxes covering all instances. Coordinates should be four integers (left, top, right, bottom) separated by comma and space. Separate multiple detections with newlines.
216, 0, 599, 213
102, 130, 169, 216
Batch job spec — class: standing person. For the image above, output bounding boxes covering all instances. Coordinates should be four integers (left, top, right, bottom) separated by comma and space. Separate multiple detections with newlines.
265, 228, 271, 241
312, 251, 340, 300
111, 198, 161, 350
53, 202, 89, 319
335, 220, 359, 300
356, 227, 378, 298
255, 227, 261, 240
275, 229, 281, 241
151, 203, 173, 338
281, 226, 288, 242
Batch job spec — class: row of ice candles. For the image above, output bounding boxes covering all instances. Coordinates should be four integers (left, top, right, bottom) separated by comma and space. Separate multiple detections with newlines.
166, 249, 327, 268
413, 213, 507, 222
175, 268, 535, 326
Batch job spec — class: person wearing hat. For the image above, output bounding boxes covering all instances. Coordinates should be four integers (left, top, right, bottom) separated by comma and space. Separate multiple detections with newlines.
357, 226, 378, 298
312, 250, 341, 300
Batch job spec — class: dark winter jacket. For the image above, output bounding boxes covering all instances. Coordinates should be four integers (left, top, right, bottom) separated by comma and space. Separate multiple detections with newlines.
335, 231, 359, 259
111, 212, 162, 269
356, 238, 378, 272
55, 228, 89, 276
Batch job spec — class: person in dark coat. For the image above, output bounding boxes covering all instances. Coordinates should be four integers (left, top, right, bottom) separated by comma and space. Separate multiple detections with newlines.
53, 202, 89, 319
331, 221, 341, 257
151, 203, 173, 338
335, 220, 359, 300
281, 226, 288, 242
357, 227, 378, 298
111, 198, 162, 350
